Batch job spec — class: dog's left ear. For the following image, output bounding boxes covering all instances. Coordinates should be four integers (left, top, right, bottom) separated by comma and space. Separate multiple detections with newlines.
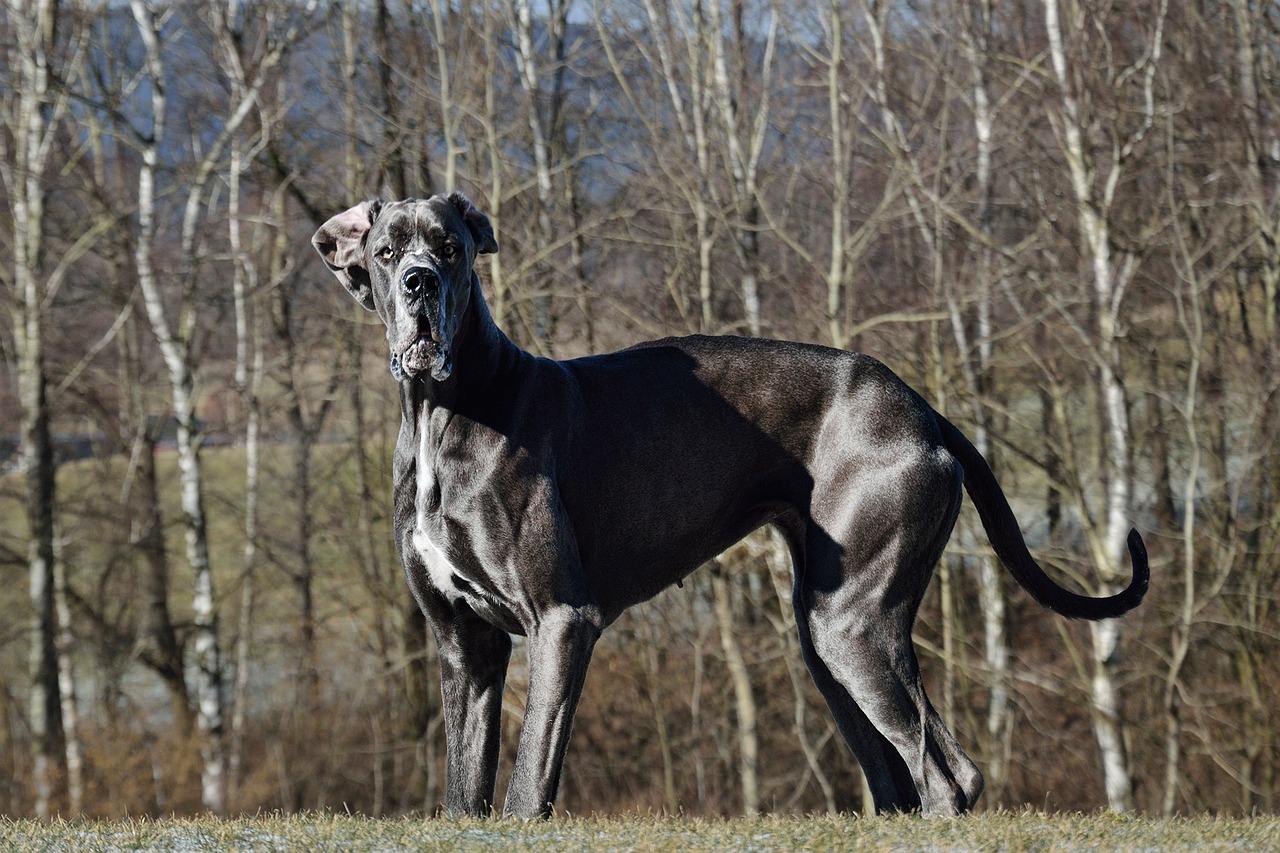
449, 192, 499, 255
313, 199, 383, 311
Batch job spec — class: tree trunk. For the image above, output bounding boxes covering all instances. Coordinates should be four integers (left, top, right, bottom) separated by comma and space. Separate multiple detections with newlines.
5, 0, 66, 818
709, 0, 774, 337
129, 0, 226, 813
712, 562, 758, 816
512, 0, 563, 349
1042, 0, 1166, 810
642, 624, 679, 814
227, 136, 266, 804
957, 0, 1011, 794
52, 552, 82, 817
121, 312, 191, 733
763, 530, 837, 814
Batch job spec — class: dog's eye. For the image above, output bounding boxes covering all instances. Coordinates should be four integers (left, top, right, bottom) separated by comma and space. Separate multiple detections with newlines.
378, 246, 396, 263
440, 242, 459, 261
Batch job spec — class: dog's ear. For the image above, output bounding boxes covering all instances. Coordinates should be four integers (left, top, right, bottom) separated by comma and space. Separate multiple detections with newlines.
449, 192, 499, 255
313, 200, 384, 311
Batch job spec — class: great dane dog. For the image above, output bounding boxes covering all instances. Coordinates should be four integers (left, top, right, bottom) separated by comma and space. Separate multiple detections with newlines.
313, 193, 1149, 819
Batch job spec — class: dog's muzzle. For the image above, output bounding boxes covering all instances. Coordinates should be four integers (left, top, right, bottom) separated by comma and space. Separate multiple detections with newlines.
396, 266, 453, 382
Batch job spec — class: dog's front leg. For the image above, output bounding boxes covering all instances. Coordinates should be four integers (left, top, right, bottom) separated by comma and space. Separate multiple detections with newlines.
432, 607, 513, 817
503, 603, 602, 819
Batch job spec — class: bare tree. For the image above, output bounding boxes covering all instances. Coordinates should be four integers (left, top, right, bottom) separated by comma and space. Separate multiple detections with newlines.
226, 100, 271, 805
707, 0, 776, 336
711, 561, 759, 815
950, 0, 1013, 794
512, 0, 569, 349
128, 0, 227, 812
1041, 0, 1167, 811
126, 0, 315, 813
595, 0, 722, 334
2, 0, 72, 817
51, 547, 81, 815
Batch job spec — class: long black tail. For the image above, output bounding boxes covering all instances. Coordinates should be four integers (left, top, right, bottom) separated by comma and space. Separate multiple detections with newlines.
936, 413, 1149, 620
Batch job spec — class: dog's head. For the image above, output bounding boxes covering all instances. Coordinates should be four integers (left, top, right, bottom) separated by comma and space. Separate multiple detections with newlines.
313, 193, 499, 382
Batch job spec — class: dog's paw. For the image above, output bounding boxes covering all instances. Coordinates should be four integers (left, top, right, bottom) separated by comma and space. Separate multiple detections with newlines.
390, 355, 406, 381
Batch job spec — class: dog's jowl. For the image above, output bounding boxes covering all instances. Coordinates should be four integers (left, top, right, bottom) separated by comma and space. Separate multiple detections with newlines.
314, 193, 1149, 819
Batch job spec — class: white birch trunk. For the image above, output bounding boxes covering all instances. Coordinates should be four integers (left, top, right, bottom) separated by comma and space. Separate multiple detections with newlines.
712, 564, 759, 816
128, 1, 314, 812
479, 2, 508, 327
5, 0, 64, 818
824, 0, 848, 349
427, 0, 461, 193
52, 550, 82, 817
1042, 0, 1165, 811
762, 531, 838, 814
129, 0, 226, 813
1161, 200, 1209, 816
958, 0, 1010, 791
227, 133, 267, 803
708, 2, 775, 336
513, 0, 558, 347
1043, 0, 1129, 810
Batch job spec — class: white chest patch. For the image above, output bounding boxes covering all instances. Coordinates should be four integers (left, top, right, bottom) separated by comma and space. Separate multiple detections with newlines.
413, 525, 461, 598
414, 422, 461, 599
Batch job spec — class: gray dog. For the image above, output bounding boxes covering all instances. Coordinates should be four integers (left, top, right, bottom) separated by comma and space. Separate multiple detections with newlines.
313, 193, 1148, 819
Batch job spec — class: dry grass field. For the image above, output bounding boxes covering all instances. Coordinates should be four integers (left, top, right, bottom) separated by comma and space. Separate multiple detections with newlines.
3, 811, 1279, 852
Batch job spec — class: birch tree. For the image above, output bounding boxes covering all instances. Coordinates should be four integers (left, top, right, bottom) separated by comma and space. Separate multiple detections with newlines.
128, 0, 226, 812
1230, 0, 1280, 342
1041, 0, 1167, 811
1228, 9, 1280, 808
711, 563, 759, 815
950, 0, 1013, 793
707, 0, 776, 336
226, 96, 271, 806
127, 0, 315, 813
512, 0, 570, 348
51, 550, 81, 815
2, 0, 70, 817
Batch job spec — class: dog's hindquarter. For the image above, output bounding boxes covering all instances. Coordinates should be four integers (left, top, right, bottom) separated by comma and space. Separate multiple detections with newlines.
555, 336, 956, 620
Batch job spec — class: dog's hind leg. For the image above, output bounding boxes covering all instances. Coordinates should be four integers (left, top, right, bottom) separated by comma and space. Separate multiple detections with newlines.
803, 571, 983, 809
795, 601, 921, 813
803, 459, 983, 816
783, 522, 919, 813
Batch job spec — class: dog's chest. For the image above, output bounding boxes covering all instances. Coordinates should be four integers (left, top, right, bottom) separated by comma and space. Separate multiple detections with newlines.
413, 425, 463, 599
410, 422, 522, 633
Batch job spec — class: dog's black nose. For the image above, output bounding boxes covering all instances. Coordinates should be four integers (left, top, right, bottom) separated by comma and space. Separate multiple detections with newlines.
402, 266, 438, 295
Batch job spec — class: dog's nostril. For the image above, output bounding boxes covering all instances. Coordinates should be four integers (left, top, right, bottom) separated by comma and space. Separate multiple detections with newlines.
402, 267, 437, 294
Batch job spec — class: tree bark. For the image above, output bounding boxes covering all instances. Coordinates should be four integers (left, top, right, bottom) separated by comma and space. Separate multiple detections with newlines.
512, 0, 565, 348
1042, 0, 1167, 811
4, 0, 66, 818
52, 552, 82, 817
129, 0, 226, 813
712, 562, 758, 816
956, 0, 1011, 795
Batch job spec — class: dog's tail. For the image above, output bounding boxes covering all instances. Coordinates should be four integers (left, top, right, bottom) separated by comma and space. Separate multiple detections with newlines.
935, 412, 1149, 620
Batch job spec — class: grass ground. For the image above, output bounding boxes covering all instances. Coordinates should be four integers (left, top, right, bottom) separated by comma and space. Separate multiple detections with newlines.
2, 812, 1278, 852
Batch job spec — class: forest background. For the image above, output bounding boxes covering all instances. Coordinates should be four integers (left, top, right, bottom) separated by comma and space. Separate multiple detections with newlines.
1, 0, 1277, 822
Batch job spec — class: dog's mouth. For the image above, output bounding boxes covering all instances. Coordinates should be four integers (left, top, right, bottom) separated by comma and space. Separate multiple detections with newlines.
399, 335, 452, 382
396, 317, 453, 382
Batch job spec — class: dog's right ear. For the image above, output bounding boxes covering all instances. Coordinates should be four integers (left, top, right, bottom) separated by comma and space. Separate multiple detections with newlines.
449, 192, 499, 256
313, 199, 384, 311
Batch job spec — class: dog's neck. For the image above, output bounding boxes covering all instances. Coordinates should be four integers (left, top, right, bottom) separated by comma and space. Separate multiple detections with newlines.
399, 274, 523, 429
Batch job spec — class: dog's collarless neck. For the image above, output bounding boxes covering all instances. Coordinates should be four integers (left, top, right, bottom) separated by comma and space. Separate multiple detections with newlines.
401, 293, 525, 427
